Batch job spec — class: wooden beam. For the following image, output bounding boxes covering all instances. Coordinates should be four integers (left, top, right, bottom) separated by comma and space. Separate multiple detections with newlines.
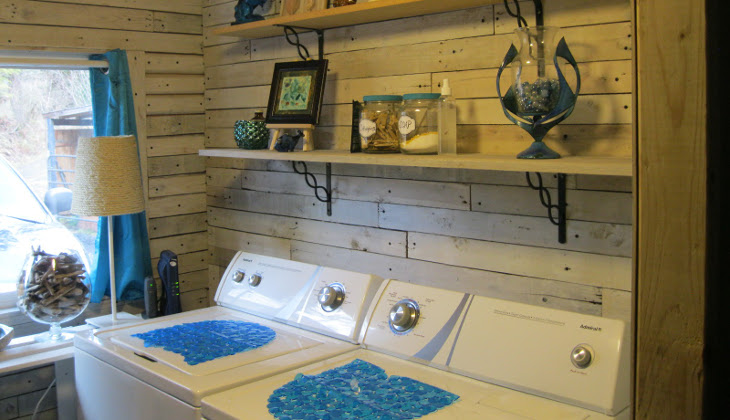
635, 0, 706, 418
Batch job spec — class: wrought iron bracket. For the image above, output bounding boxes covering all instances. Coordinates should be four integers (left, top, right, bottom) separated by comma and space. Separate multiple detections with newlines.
293, 161, 332, 216
526, 172, 567, 243
276, 25, 325, 60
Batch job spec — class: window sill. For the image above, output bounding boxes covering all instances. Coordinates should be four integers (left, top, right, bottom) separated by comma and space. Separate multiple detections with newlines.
0, 324, 91, 375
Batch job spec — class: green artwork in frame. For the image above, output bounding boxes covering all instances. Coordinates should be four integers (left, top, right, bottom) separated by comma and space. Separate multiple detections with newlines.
266, 59, 328, 125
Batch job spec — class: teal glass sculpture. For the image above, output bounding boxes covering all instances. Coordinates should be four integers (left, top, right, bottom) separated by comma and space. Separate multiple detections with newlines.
234, 111, 269, 150
497, 27, 581, 159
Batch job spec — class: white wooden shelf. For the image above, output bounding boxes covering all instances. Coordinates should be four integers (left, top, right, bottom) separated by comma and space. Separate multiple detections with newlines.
213, 0, 502, 39
198, 149, 632, 177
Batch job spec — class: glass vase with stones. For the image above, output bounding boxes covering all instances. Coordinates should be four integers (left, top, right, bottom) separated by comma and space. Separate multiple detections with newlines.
17, 245, 91, 341
497, 26, 581, 159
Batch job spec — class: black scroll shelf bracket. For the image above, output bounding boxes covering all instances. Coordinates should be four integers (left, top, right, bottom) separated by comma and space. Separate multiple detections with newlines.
293, 161, 332, 216
526, 172, 567, 243
275, 25, 325, 61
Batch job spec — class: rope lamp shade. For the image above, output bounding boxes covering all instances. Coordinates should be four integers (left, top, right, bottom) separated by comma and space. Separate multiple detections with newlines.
71, 135, 145, 217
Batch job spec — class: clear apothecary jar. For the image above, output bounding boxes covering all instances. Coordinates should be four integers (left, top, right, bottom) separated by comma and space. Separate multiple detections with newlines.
398, 93, 440, 154
359, 95, 402, 153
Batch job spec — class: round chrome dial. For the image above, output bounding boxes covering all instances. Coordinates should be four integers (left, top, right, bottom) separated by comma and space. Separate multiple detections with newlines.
571, 344, 594, 369
318, 283, 345, 312
232, 270, 245, 283
389, 299, 420, 333
248, 274, 262, 287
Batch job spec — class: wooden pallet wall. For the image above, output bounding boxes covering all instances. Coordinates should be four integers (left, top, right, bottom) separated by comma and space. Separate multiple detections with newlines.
203, 0, 633, 322
0, 0, 208, 313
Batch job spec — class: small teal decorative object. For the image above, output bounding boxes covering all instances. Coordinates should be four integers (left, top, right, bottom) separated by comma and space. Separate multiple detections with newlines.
233, 0, 267, 24
497, 26, 581, 159
234, 111, 269, 150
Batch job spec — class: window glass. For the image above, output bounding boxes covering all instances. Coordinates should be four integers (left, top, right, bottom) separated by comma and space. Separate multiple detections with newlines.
0, 68, 96, 314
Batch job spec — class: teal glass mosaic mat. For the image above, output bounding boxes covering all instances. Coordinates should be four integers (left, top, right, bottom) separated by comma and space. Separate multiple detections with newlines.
268, 358, 460, 420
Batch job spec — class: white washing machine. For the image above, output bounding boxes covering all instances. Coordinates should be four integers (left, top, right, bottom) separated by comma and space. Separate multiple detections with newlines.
202, 280, 631, 420
74, 252, 384, 420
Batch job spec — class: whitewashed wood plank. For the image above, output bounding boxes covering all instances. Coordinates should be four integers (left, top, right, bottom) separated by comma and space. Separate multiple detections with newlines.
472, 184, 633, 224
460, 95, 632, 125
432, 60, 632, 98
209, 206, 407, 256
148, 193, 207, 218
495, 0, 631, 34
576, 175, 633, 192
147, 114, 205, 136
147, 134, 205, 157
602, 288, 632, 322
148, 155, 206, 176
4, 23, 202, 54
206, 127, 238, 148
207, 167, 242, 188
208, 186, 380, 226
204, 24, 248, 48
319, 24, 631, 81
149, 174, 207, 197
146, 53, 204, 74
0, 0, 153, 31
179, 270, 208, 293
208, 264, 222, 306
204, 41, 252, 67
290, 241, 602, 315
458, 124, 633, 158
150, 232, 208, 256
209, 246, 238, 268
181, 288, 209, 311
50, 0, 201, 15
153, 11, 202, 34
204, 0, 277, 27
408, 232, 632, 290
149, 213, 207, 238
147, 94, 204, 115
209, 227, 291, 258
206, 85, 270, 109
237, 169, 471, 210
146, 74, 204, 94
379, 203, 632, 257
153, 251, 209, 274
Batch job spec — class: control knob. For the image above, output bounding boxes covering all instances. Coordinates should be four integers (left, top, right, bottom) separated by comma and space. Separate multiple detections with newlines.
571, 344, 594, 369
389, 299, 420, 333
318, 284, 345, 312
232, 270, 245, 283
248, 274, 262, 287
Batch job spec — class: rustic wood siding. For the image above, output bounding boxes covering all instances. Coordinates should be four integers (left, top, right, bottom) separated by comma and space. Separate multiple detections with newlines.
203, 0, 633, 322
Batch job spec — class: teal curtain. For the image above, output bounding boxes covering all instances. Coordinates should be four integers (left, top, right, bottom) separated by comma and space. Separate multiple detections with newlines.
89, 49, 152, 302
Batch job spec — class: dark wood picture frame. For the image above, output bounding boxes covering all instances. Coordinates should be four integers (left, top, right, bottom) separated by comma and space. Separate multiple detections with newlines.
265, 59, 328, 125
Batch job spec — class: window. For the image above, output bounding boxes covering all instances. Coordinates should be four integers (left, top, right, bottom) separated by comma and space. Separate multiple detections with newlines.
1, 65, 97, 337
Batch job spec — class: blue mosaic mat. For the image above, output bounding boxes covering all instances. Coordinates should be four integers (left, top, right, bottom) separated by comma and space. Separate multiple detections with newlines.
267, 359, 460, 420
132, 320, 276, 365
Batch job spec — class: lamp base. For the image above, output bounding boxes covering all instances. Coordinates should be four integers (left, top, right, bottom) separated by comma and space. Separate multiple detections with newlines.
86, 312, 143, 329
516, 141, 561, 159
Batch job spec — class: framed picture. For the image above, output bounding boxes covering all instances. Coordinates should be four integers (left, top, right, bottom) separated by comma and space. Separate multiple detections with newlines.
281, 0, 328, 16
265, 59, 328, 125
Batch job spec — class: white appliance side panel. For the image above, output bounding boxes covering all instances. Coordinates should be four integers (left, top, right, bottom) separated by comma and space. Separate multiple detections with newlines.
448, 296, 630, 415
201, 350, 627, 420
290, 268, 383, 343
215, 252, 320, 318
75, 349, 200, 420
362, 281, 471, 367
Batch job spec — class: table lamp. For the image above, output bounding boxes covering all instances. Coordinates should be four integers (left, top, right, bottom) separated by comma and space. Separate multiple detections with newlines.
71, 135, 145, 327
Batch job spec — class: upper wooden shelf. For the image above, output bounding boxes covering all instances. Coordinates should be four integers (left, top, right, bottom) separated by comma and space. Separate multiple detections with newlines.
212, 0, 501, 39
199, 149, 632, 177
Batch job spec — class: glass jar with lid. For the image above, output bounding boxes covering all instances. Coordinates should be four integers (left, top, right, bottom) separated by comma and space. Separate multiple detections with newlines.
359, 95, 402, 153
398, 93, 440, 154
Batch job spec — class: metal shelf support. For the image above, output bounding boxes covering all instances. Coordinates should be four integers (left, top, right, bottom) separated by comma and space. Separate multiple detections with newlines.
293, 161, 332, 216
277, 25, 325, 60
526, 172, 567, 243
